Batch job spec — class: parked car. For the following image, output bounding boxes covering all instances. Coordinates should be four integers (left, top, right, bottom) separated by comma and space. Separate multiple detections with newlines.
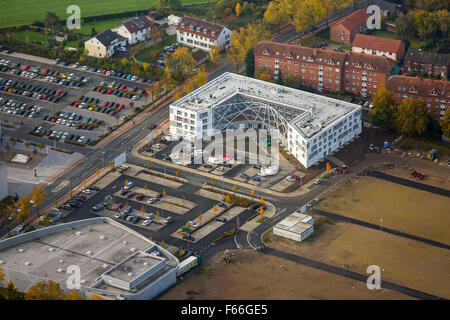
142, 219, 152, 226
314, 178, 324, 185
215, 217, 227, 223
123, 181, 134, 190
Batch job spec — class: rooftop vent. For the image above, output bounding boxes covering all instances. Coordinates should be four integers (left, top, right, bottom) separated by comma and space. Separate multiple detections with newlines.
99, 235, 107, 240
24, 261, 32, 266
75, 231, 83, 236
143, 262, 148, 267
48, 247, 56, 252
86, 250, 93, 255
56, 268, 64, 273
123, 240, 128, 244
17, 248, 25, 253
0, 260, 4, 265
80, 280, 87, 285
59, 259, 64, 264
128, 272, 134, 277
88, 226, 93, 232
102, 264, 109, 269
130, 247, 136, 253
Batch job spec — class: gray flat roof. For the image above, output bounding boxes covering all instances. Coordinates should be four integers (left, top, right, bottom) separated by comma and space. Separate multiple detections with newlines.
274, 212, 313, 235
0, 218, 176, 290
171, 72, 360, 138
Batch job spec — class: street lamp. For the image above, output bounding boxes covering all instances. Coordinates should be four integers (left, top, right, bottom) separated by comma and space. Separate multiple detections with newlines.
380, 218, 383, 231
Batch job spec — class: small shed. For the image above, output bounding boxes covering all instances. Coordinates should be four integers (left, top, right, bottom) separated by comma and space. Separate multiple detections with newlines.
273, 211, 314, 242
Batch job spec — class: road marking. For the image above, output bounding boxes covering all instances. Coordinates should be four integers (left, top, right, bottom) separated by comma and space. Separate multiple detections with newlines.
52, 180, 69, 193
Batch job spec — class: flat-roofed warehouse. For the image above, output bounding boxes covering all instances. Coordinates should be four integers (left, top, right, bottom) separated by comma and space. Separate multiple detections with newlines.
169, 72, 362, 168
0, 217, 179, 300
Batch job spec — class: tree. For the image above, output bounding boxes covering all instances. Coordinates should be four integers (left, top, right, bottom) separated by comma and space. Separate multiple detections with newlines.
150, 26, 163, 41
333, 0, 352, 18
157, 0, 169, 8
236, 2, 242, 16
441, 109, 450, 138
161, 66, 175, 95
146, 82, 160, 103
209, 45, 221, 65
370, 87, 397, 130
121, 58, 128, 66
44, 12, 60, 35
256, 67, 272, 82
16, 197, 32, 223
232, 184, 238, 193
211, 177, 216, 185
167, 47, 196, 78
3, 281, 22, 300
89, 294, 104, 300
259, 196, 265, 206
323, 0, 336, 27
264, 0, 290, 33
162, 189, 167, 197
25, 281, 66, 300
227, 45, 243, 73
225, 194, 231, 203
63, 290, 83, 300
193, 66, 209, 88
293, 0, 326, 33
394, 98, 430, 136
0, 266, 4, 281
183, 78, 196, 94
143, 62, 149, 72
31, 186, 46, 217
176, 169, 180, 177
245, 47, 255, 77
91, 27, 97, 36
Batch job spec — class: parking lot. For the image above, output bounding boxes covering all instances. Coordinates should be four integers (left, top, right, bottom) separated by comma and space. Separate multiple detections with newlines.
0, 52, 153, 149
53, 164, 260, 252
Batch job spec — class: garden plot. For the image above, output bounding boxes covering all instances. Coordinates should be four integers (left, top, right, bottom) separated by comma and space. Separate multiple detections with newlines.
195, 188, 227, 202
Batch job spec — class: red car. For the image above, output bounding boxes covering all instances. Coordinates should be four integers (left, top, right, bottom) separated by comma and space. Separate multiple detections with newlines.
136, 195, 145, 201
123, 93, 128, 98
107, 89, 113, 94
74, 102, 80, 108
112, 203, 124, 211
289, 173, 301, 180
22, 65, 30, 71
43, 68, 50, 75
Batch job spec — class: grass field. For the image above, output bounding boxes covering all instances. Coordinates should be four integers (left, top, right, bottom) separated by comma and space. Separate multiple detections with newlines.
264, 220, 450, 299
9, 30, 52, 43
0, 0, 216, 28
72, 17, 129, 36
160, 250, 412, 300
317, 176, 450, 244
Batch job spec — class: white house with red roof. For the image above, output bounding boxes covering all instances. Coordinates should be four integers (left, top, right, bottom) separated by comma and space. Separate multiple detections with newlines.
176, 16, 231, 53
116, 16, 153, 45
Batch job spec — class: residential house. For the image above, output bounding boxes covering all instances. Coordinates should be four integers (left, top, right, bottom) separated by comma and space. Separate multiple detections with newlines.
254, 41, 395, 97
54, 33, 68, 42
84, 29, 126, 58
330, 9, 371, 45
404, 49, 450, 78
352, 34, 405, 62
167, 15, 182, 26
386, 75, 450, 121
116, 16, 153, 45
176, 16, 231, 52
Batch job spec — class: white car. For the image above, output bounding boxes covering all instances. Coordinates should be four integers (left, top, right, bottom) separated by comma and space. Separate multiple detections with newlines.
188, 221, 198, 228
142, 219, 152, 226
123, 181, 134, 190
82, 189, 92, 195
286, 176, 296, 182
147, 198, 157, 204
152, 144, 161, 149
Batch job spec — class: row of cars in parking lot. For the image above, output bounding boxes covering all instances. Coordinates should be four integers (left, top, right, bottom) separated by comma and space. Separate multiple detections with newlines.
0, 59, 89, 87
32, 125, 91, 144
41, 111, 104, 130
0, 97, 44, 118
94, 81, 144, 100
71, 95, 125, 116
0, 77, 67, 102
60, 60, 152, 84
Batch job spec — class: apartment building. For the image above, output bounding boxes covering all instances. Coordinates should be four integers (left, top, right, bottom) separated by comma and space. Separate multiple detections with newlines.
176, 16, 231, 52
254, 41, 395, 97
352, 34, 405, 62
386, 75, 450, 122
404, 49, 450, 78
330, 9, 371, 45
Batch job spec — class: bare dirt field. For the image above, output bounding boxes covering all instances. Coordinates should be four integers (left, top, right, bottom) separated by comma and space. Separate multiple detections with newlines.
160, 250, 412, 300
317, 176, 450, 244
264, 218, 450, 299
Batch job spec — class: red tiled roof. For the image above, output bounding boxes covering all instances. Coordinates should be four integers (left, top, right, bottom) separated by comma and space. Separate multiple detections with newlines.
386, 75, 450, 96
254, 41, 395, 74
176, 16, 224, 41
352, 34, 404, 53
331, 9, 371, 32
345, 51, 396, 74
123, 16, 152, 34
254, 41, 347, 65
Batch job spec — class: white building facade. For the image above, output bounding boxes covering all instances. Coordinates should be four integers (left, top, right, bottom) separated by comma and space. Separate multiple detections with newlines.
169, 73, 362, 169
176, 16, 231, 52
115, 17, 152, 45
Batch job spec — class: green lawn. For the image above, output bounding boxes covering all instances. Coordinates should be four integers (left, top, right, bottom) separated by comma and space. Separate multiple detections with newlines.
0, 0, 216, 28
134, 35, 176, 63
10, 30, 52, 43
73, 17, 129, 36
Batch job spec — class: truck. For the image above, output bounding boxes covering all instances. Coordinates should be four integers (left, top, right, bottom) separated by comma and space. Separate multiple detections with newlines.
176, 255, 202, 277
